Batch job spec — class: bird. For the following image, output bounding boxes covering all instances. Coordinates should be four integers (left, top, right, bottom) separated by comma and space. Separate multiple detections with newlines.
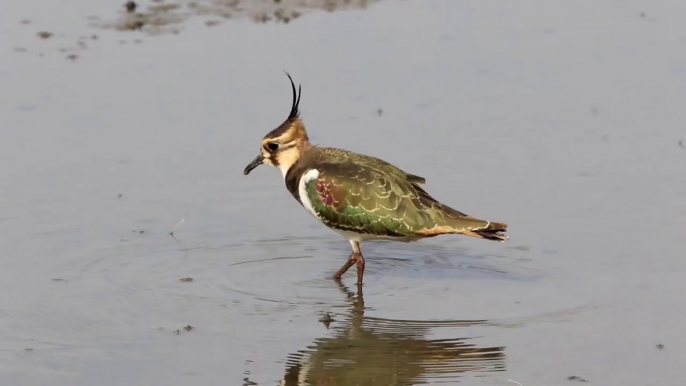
243, 73, 508, 284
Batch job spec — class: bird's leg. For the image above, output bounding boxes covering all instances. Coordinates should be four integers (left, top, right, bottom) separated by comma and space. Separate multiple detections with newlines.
333, 254, 356, 279
333, 241, 363, 281
356, 252, 365, 285
352, 241, 365, 285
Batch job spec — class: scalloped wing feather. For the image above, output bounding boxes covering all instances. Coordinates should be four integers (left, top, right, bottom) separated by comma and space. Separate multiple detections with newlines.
302, 161, 493, 239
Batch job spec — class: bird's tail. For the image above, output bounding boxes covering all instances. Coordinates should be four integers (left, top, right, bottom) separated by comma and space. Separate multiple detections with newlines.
462, 221, 508, 242
415, 214, 508, 242
408, 187, 509, 242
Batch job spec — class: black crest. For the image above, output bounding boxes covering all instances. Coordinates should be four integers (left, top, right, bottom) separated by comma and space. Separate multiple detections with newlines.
285, 72, 301, 119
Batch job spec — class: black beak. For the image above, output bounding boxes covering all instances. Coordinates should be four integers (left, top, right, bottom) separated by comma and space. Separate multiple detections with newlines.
243, 155, 263, 175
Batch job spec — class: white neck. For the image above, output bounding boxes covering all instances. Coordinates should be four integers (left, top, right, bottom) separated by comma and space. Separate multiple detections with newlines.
278, 163, 291, 179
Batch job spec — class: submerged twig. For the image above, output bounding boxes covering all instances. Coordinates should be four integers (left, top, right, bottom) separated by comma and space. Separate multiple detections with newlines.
170, 217, 185, 238
170, 208, 188, 239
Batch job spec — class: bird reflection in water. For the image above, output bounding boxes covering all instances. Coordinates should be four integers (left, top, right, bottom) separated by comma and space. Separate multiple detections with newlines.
281, 281, 505, 385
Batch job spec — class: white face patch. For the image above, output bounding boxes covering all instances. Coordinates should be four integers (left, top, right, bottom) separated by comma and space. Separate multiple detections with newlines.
298, 169, 320, 219
273, 143, 300, 179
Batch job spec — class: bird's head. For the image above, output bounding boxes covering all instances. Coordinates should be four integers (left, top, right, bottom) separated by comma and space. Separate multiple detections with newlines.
243, 73, 310, 177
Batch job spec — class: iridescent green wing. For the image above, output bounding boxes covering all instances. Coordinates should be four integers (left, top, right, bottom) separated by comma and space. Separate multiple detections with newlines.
303, 161, 488, 237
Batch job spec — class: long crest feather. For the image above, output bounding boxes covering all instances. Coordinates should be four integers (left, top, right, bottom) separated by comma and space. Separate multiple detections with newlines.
285, 72, 301, 119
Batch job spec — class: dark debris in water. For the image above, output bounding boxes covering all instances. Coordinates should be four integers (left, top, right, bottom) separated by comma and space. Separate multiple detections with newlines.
242, 377, 258, 386
318, 312, 335, 328
567, 375, 589, 382
90, 0, 382, 35
22, 0, 383, 61
655, 343, 664, 349
179, 277, 194, 282
173, 325, 194, 334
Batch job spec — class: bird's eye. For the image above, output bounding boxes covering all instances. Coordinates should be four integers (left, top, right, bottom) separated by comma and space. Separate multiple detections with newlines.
267, 142, 279, 151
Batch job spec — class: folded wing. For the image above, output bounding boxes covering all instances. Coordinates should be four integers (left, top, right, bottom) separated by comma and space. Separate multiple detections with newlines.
301, 161, 496, 239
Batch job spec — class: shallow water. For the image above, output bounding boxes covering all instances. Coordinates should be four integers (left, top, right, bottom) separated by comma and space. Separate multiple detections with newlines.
2, 0, 686, 385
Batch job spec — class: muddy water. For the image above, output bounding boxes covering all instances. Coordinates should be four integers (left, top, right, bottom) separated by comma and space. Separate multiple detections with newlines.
2, 0, 686, 385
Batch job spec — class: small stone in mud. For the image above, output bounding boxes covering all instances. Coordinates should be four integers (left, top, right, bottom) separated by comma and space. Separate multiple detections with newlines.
183, 325, 194, 332
274, 9, 291, 23
655, 343, 664, 349
179, 277, 193, 282
139, 230, 145, 234
567, 375, 588, 382
205, 20, 221, 27
150, 3, 181, 12
66, 54, 78, 61
37, 31, 52, 39
125, 1, 137, 13
128, 20, 145, 30
254, 13, 270, 23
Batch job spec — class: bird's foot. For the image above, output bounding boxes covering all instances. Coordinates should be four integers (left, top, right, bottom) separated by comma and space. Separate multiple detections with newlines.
333, 252, 362, 280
